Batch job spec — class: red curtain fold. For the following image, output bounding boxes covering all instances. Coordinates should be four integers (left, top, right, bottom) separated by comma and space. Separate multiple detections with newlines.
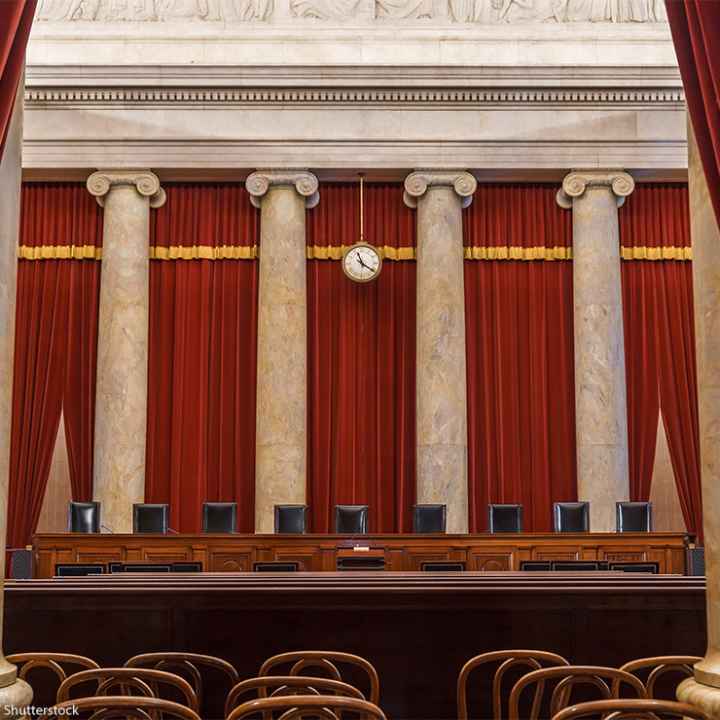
666, 0, 720, 226
8, 183, 101, 550
464, 185, 577, 532
620, 184, 702, 537
307, 183, 416, 533
0, 0, 35, 157
146, 184, 258, 533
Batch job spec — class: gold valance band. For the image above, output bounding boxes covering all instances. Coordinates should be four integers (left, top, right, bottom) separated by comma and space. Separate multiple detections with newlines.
150, 245, 257, 260
464, 246, 572, 261
18, 245, 102, 260
620, 246, 693, 261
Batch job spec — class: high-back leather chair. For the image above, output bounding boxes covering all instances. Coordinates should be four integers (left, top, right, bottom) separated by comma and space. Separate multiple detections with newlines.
133, 503, 169, 534
488, 504, 523, 533
274, 504, 308, 533
202, 502, 237, 533
616, 501, 652, 532
335, 505, 368, 534
68, 501, 100, 533
553, 502, 590, 533
412, 504, 446, 533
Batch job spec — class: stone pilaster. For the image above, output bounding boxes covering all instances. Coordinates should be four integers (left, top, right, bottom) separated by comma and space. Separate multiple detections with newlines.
0, 77, 33, 714
87, 171, 165, 533
247, 170, 318, 533
404, 170, 476, 534
557, 170, 634, 532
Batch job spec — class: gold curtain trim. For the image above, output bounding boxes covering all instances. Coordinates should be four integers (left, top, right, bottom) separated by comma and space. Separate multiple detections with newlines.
464, 246, 572, 261
620, 246, 693, 261
18, 244, 102, 260
150, 245, 257, 260
307, 245, 416, 261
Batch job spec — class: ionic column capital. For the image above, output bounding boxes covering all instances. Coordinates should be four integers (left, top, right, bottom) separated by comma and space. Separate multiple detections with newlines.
246, 170, 320, 209
403, 170, 477, 209
87, 170, 166, 209
556, 169, 635, 210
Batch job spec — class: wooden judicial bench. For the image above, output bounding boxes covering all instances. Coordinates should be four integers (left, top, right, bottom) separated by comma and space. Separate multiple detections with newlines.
31, 531, 691, 577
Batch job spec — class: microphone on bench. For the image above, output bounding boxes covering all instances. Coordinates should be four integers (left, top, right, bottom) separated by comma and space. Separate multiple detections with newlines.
100, 525, 114, 534
167, 527, 179, 534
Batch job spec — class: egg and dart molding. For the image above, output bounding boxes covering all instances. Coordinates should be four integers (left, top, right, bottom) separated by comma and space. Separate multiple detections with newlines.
341, 175, 383, 283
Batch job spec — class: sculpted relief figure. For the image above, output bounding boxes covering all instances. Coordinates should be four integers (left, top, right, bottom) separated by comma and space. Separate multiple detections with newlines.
291, 0, 363, 20
37, 0, 271, 19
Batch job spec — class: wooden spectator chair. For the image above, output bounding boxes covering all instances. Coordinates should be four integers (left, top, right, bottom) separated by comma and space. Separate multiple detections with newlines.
259, 651, 380, 705
52, 696, 201, 719
226, 694, 387, 720
55, 667, 199, 711
550, 698, 710, 719
508, 666, 646, 720
617, 656, 702, 700
457, 649, 569, 720
225, 675, 365, 718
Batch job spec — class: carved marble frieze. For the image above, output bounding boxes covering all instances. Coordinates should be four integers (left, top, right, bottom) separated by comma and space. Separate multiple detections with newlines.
36, 0, 668, 22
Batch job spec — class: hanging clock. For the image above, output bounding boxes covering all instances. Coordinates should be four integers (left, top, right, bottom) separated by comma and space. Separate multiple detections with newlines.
342, 174, 382, 283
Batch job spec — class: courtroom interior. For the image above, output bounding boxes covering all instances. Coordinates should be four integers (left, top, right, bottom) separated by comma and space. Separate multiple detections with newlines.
0, 2, 719, 719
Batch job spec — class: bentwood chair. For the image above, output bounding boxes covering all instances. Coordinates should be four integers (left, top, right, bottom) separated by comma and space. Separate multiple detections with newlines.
225, 675, 364, 718
52, 696, 201, 720
412, 504, 447, 533
508, 666, 646, 720
335, 505, 369, 534
618, 656, 701, 700
274, 504, 309, 533
68, 501, 101, 533
132, 503, 169, 534
616, 502, 653, 533
553, 502, 590, 533
226, 695, 387, 720
551, 698, 710, 720
488, 504, 524, 533
202, 502, 237, 533
457, 649, 569, 720
259, 651, 380, 706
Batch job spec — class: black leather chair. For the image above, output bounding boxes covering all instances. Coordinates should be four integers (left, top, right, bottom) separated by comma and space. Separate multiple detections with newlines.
274, 505, 308, 534
9, 549, 33, 579
172, 562, 203, 572
412, 504, 446, 533
686, 547, 705, 576
119, 564, 171, 572
520, 561, 552, 571
132, 504, 169, 534
253, 561, 300, 572
335, 505, 368, 534
421, 561, 465, 571
552, 560, 607, 571
609, 561, 659, 574
68, 501, 100, 533
202, 502, 237, 533
553, 501, 590, 533
616, 501, 652, 532
55, 564, 105, 576
488, 504, 523, 533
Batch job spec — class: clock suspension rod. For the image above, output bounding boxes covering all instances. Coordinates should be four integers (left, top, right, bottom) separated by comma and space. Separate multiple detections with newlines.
359, 172, 365, 245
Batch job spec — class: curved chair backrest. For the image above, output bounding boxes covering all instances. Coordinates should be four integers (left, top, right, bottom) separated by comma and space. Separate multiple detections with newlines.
457, 649, 569, 720
225, 675, 365, 718
508, 666, 646, 720
617, 656, 701, 700
259, 651, 380, 705
226, 694, 387, 720
7, 652, 100, 701
56, 667, 199, 710
125, 651, 238, 709
551, 698, 710, 720
52, 696, 201, 719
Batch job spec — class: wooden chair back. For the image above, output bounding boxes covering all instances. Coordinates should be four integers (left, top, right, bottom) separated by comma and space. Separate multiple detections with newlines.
51, 696, 201, 719
225, 675, 365, 718
226, 694, 387, 720
617, 656, 701, 699
550, 698, 710, 719
56, 667, 199, 711
457, 649, 569, 720
508, 666, 647, 720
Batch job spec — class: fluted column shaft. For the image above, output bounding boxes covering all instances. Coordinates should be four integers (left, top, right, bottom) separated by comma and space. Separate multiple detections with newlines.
404, 171, 476, 534
87, 171, 165, 533
247, 171, 319, 533
557, 170, 634, 532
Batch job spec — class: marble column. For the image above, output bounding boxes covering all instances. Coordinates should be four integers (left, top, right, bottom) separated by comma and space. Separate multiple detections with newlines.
557, 170, 634, 532
246, 171, 319, 533
677, 122, 720, 715
404, 170, 476, 534
87, 171, 166, 533
0, 78, 33, 712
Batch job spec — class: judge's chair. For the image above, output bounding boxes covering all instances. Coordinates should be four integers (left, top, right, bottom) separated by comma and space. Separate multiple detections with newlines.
553, 502, 590, 533
335, 505, 369, 534
488, 504, 523, 533
68, 501, 100, 534
616, 501, 652, 533
202, 502, 237, 533
412, 504, 447, 533
274, 505, 309, 533
133, 503, 169, 534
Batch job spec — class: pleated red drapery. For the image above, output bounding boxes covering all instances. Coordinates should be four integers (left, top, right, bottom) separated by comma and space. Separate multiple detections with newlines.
307, 183, 416, 533
146, 184, 259, 533
620, 184, 702, 537
464, 185, 577, 533
8, 183, 101, 550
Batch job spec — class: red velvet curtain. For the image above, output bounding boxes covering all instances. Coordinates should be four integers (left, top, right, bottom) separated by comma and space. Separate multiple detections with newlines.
666, 0, 720, 225
8, 183, 101, 550
307, 183, 416, 533
0, 0, 35, 156
464, 185, 577, 533
146, 184, 258, 533
620, 184, 702, 537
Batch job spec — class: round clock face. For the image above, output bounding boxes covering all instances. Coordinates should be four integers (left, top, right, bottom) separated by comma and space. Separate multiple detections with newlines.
342, 243, 382, 283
